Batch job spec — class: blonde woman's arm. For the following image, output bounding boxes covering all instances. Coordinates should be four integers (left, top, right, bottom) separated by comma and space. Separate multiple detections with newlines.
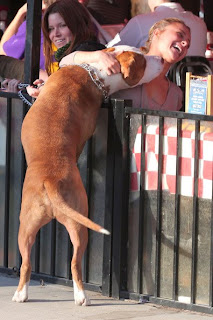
60, 50, 121, 75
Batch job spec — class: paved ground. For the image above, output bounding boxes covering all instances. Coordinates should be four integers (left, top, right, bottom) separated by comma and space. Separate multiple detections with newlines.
0, 273, 212, 320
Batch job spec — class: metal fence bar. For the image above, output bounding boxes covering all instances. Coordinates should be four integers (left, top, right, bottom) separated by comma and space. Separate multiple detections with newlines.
137, 114, 147, 294
34, 231, 40, 274
66, 233, 72, 280
155, 116, 164, 297
110, 99, 130, 298
3, 98, 12, 268
24, 0, 42, 84
173, 118, 182, 301
191, 120, 200, 304
102, 104, 115, 296
84, 137, 93, 283
50, 220, 56, 276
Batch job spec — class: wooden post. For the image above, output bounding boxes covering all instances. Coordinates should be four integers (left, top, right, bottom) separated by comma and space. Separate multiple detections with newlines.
207, 75, 213, 115
185, 72, 191, 113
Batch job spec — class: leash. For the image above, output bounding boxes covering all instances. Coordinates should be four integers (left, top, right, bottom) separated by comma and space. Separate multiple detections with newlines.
18, 83, 33, 106
18, 82, 45, 107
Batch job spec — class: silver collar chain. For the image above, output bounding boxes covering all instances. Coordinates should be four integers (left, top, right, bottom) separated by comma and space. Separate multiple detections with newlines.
77, 63, 109, 102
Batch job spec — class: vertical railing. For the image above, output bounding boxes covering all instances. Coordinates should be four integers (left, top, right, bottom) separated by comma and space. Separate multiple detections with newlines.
173, 118, 182, 301
155, 116, 164, 298
137, 114, 146, 295
191, 120, 200, 304
3, 98, 12, 268
110, 99, 131, 298
102, 102, 115, 296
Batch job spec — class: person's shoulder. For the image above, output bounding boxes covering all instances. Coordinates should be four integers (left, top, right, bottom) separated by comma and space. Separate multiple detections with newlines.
73, 41, 105, 52
15, 20, 27, 34
182, 10, 207, 28
129, 11, 157, 22
123, 11, 158, 31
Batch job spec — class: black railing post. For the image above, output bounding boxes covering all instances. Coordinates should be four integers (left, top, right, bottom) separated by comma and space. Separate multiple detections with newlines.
24, 0, 42, 84
191, 120, 200, 304
173, 118, 182, 301
137, 114, 147, 294
155, 116, 164, 298
110, 99, 131, 299
3, 98, 12, 268
102, 103, 114, 296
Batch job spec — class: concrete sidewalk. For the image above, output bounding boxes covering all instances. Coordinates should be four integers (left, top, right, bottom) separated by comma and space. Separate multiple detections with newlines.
0, 273, 212, 320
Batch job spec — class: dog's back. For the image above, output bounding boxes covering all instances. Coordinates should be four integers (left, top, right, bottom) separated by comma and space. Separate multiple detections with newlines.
22, 65, 103, 166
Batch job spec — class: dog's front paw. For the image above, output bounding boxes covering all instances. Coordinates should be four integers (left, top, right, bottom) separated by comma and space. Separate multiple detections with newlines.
12, 283, 29, 302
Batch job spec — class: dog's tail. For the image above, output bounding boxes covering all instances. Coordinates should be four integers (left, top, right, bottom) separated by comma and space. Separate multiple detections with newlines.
44, 180, 110, 235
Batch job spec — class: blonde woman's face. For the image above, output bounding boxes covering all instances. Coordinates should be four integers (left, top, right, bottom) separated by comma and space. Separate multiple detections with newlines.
48, 13, 73, 49
149, 23, 191, 64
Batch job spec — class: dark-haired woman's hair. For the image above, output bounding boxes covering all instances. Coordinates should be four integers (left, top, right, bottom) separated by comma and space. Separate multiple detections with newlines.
42, 0, 98, 75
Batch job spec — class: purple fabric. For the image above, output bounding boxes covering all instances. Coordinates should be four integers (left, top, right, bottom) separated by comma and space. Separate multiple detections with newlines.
3, 20, 45, 70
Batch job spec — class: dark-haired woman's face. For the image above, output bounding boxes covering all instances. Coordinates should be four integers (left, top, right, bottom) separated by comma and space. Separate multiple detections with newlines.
48, 13, 73, 49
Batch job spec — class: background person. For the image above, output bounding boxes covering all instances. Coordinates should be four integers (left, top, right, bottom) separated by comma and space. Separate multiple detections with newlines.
0, 1, 56, 69
81, 0, 131, 25
107, 0, 206, 57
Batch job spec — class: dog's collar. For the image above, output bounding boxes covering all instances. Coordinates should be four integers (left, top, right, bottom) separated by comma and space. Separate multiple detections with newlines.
77, 63, 109, 101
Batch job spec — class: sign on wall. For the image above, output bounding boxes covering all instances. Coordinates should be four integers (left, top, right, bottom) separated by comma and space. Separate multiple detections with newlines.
185, 72, 213, 115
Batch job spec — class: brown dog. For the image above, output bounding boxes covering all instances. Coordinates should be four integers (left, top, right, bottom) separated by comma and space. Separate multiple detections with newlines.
12, 47, 163, 305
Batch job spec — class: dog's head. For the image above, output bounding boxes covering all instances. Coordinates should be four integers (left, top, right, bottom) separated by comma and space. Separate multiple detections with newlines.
106, 46, 164, 87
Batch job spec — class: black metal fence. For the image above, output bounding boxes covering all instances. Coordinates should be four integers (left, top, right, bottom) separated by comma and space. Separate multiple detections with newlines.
0, 92, 213, 314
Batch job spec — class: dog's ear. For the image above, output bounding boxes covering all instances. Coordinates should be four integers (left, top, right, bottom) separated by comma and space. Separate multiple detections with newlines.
139, 46, 147, 54
116, 51, 146, 86
103, 47, 115, 52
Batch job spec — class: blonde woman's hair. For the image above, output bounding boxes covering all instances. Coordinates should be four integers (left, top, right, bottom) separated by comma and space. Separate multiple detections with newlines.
43, 0, 57, 6
142, 18, 190, 54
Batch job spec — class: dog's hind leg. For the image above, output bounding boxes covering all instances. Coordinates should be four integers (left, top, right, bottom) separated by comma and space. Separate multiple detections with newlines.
70, 222, 91, 306
57, 210, 91, 306
55, 168, 91, 306
12, 179, 52, 302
